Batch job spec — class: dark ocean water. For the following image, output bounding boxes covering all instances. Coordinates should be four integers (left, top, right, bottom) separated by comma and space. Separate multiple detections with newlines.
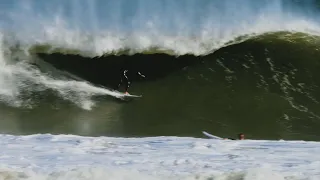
0, 0, 320, 141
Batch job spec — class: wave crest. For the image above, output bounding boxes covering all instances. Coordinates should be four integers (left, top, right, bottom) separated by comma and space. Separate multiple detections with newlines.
22, 31, 320, 58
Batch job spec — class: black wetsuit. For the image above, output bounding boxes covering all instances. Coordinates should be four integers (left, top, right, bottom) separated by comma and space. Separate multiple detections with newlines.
118, 70, 145, 92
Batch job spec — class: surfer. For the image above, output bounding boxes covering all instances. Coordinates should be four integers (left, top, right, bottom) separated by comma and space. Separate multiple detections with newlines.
238, 133, 245, 140
118, 69, 146, 94
224, 133, 245, 140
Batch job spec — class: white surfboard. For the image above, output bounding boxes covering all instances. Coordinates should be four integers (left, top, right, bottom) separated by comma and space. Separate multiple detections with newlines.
120, 93, 142, 100
124, 94, 142, 98
202, 131, 223, 140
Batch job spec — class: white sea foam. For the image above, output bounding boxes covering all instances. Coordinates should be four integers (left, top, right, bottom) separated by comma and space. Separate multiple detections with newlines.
0, 31, 130, 110
16, 11, 320, 57
0, 134, 319, 180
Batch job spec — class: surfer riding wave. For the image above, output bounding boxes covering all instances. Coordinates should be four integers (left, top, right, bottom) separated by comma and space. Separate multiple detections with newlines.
118, 70, 146, 94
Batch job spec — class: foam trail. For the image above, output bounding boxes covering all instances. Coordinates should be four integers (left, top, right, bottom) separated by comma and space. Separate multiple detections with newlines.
0, 33, 24, 107
0, 32, 126, 110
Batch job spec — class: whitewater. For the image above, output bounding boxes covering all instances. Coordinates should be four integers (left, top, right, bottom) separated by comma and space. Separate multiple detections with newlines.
0, 134, 319, 180
0, 0, 320, 179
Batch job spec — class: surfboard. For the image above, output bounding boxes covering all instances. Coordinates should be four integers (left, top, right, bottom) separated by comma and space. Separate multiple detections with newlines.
123, 93, 142, 98
120, 93, 142, 100
202, 131, 223, 140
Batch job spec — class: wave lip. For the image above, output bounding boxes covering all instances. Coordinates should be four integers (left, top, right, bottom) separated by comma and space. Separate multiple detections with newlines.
23, 19, 320, 58
27, 30, 320, 57
4, 0, 320, 57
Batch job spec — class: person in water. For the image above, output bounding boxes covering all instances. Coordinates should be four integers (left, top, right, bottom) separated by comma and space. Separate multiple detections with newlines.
224, 133, 245, 140
118, 69, 145, 94
238, 133, 245, 140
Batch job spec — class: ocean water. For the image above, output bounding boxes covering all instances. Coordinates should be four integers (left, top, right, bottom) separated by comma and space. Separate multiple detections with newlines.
0, 0, 320, 179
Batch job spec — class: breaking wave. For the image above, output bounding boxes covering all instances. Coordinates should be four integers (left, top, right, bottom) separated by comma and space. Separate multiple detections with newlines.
0, 0, 320, 112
